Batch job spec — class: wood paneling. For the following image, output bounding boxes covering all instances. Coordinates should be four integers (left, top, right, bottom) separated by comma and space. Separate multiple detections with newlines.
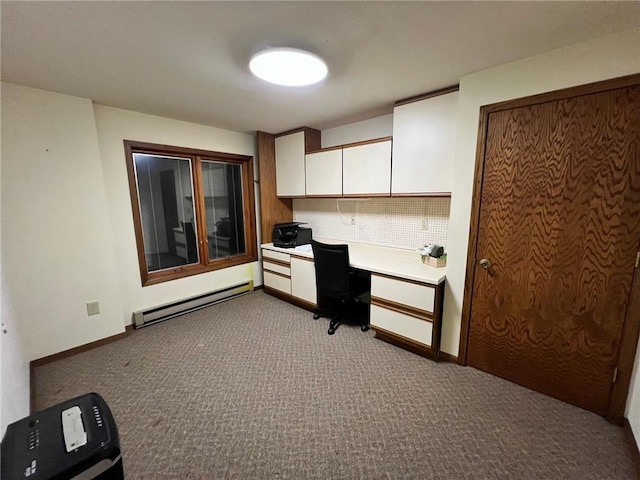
257, 128, 320, 238
303, 127, 321, 153
461, 75, 640, 418
257, 131, 293, 242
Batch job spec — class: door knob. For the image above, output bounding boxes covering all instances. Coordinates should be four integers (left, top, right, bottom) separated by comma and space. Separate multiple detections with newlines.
479, 258, 492, 269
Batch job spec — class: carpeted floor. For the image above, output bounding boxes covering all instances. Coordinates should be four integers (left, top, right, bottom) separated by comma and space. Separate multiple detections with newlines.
34, 290, 636, 479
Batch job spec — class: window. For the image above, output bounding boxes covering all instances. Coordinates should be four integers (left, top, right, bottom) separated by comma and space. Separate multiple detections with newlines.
124, 141, 257, 286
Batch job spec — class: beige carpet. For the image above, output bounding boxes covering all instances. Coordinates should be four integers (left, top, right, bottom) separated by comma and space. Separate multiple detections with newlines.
33, 290, 636, 479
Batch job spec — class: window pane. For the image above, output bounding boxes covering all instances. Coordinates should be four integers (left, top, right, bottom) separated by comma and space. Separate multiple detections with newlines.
133, 153, 199, 272
201, 160, 246, 260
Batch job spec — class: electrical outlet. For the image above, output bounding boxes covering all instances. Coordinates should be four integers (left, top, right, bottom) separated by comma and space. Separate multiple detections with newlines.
421, 219, 428, 230
86, 302, 100, 316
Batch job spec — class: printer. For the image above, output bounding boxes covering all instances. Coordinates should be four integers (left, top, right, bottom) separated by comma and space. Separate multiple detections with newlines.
272, 222, 312, 248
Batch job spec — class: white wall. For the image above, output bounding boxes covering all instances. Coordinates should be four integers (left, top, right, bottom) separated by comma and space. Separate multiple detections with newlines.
441, 27, 640, 427
0, 268, 29, 433
0, 83, 30, 429
92, 105, 261, 325
628, 353, 640, 435
1, 83, 125, 361
321, 114, 393, 148
294, 197, 450, 251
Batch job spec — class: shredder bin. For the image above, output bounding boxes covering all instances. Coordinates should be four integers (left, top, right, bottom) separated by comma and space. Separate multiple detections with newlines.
1, 392, 123, 480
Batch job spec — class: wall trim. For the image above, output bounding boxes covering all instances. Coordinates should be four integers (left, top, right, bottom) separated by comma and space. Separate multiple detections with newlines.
30, 325, 134, 413
394, 85, 459, 107
623, 419, 640, 478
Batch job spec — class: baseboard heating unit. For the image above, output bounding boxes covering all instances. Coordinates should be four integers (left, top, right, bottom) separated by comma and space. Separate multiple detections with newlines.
132, 280, 254, 328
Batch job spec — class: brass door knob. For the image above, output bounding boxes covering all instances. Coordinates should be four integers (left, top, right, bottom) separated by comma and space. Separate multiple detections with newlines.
479, 258, 492, 269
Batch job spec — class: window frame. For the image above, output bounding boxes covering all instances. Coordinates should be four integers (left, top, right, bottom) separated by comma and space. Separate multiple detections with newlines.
124, 140, 258, 286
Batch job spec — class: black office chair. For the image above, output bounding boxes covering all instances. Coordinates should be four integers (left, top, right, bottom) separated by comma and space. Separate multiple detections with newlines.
311, 240, 370, 335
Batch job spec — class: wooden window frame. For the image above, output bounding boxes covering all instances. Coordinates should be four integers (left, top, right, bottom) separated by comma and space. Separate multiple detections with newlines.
124, 140, 258, 286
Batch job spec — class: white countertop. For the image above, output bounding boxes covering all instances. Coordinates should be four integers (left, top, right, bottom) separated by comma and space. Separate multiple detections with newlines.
261, 237, 446, 285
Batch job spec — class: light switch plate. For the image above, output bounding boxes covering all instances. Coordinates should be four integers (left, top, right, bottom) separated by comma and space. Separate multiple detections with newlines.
86, 302, 100, 316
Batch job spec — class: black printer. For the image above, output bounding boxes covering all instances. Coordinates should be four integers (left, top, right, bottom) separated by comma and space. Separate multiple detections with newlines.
1, 392, 123, 480
272, 222, 312, 248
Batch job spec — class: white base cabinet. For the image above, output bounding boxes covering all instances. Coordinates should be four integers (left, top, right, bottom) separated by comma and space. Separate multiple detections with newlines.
262, 248, 317, 308
369, 272, 444, 358
290, 256, 317, 304
262, 246, 445, 360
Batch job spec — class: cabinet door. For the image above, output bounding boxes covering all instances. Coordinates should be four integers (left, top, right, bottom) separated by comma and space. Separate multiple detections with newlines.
290, 256, 317, 305
275, 131, 306, 197
305, 149, 343, 196
391, 91, 458, 194
343, 140, 391, 196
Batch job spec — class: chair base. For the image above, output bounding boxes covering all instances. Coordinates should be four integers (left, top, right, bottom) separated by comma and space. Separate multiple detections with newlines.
328, 319, 339, 335
314, 298, 370, 335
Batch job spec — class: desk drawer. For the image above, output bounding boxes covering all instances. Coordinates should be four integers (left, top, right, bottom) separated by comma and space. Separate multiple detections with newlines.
263, 271, 291, 295
370, 304, 433, 347
263, 259, 290, 277
371, 274, 435, 313
262, 249, 290, 264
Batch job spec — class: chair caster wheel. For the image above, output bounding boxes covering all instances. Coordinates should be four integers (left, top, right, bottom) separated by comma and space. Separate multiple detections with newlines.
361, 324, 370, 332
313, 313, 320, 320
328, 328, 335, 335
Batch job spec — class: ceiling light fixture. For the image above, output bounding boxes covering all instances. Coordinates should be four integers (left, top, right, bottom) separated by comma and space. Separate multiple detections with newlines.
249, 48, 328, 87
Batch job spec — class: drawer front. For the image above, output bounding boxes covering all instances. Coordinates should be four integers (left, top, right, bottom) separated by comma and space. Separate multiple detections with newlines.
371, 274, 435, 313
370, 305, 433, 347
263, 260, 291, 277
262, 249, 291, 263
263, 271, 291, 295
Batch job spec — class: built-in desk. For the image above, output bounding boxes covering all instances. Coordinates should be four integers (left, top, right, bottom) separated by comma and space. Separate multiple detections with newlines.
261, 238, 446, 359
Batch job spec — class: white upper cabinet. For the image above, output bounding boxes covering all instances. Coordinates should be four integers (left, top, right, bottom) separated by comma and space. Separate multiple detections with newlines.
305, 149, 343, 196
391, 91, 458, 195
342, 140, 392, 196
275, 131, 306, 197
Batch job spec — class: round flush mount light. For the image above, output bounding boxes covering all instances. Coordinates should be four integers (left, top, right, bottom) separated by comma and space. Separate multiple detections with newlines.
249, 48, 328, 86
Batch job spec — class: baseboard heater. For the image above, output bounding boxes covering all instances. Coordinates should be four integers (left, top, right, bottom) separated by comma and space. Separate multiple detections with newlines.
132, 280, 254, 328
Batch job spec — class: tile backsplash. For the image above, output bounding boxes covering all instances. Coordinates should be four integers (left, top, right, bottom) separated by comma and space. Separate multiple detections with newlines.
293, 197, 450, 252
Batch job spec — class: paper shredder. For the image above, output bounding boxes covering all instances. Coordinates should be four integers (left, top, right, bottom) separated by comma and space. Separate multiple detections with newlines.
1, 392, 123, 480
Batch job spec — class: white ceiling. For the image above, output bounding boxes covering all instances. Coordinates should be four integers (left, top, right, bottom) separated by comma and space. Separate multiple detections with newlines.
2, 1, 639, 134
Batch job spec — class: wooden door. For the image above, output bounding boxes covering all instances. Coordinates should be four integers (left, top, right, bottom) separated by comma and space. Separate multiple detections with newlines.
464, 79, 640, 416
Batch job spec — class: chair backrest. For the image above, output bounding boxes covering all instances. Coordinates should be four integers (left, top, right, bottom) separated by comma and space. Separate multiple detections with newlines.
311, 240, 351, 301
